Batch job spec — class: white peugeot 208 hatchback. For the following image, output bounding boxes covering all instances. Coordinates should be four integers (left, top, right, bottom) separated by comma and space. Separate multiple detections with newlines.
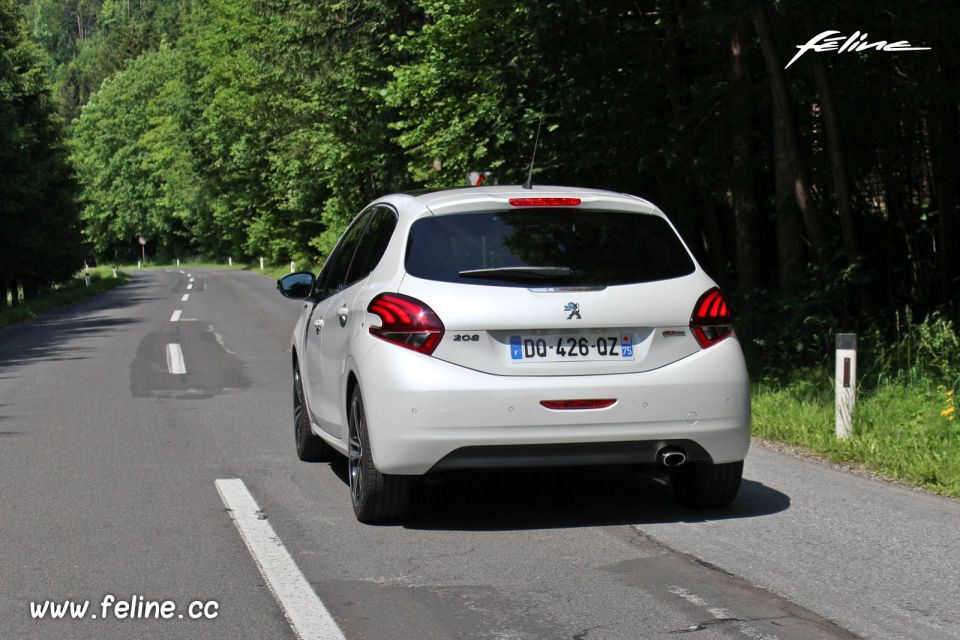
278, 186, 750, 522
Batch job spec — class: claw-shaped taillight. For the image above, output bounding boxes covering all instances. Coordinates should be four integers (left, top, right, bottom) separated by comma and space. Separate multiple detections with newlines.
690, 288, 733, 348
368, 293, 445, 355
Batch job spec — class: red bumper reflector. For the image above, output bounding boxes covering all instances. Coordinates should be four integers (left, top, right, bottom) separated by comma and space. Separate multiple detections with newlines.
540, 399, 616, 410
508, 197, 581, 207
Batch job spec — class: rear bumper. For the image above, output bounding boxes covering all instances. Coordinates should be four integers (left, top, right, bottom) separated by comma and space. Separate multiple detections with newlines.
429, 439, 714, 472
356, 336, 751, 475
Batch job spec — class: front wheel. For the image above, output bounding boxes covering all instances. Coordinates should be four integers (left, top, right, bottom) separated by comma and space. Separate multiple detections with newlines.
348, 385, 412, 523
670, 461, 743, 508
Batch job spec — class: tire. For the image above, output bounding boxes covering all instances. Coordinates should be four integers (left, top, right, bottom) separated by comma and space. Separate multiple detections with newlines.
293, 362, 335, 462
670, 460, 743, 508
348, 385, 412, 523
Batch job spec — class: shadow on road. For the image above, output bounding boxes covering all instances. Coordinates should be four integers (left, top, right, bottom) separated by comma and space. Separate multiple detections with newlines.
327, 461, 790, 531
0, 277, 149, 371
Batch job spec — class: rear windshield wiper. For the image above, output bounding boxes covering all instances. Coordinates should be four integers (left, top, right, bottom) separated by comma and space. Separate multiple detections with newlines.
458, 266, 572, 280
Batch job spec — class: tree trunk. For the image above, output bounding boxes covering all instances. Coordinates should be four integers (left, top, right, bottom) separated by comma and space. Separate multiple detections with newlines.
933, 96, 960, 303
773, 104, 806, 290
811, 62, 858, 267
728, 19, 762, 293
754, 0, 828, 277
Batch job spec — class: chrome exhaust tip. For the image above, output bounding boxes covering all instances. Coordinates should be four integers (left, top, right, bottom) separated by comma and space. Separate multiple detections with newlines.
658, 448, 687, 467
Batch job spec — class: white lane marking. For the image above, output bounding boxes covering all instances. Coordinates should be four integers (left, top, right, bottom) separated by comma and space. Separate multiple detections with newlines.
187, 273, 192, 277
181, 294, 189, 302
215, 479, 346, 640
179, 270, 185, 274
170, 310, 182, 322
669, 586, 779, 640
166, 343, 186, 375
212, 327, 235, 354
187, 283, 193, 290
189, 277, 194, 283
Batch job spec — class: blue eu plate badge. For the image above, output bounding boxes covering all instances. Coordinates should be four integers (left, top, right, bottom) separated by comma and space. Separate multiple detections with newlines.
510, 336, 523, 360
620, 334, 633, 358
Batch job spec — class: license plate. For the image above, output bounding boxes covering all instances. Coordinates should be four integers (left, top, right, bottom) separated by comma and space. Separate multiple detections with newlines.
509, 332, 634, 361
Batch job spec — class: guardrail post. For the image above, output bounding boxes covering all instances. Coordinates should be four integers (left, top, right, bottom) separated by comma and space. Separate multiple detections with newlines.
835, 333, 857, 439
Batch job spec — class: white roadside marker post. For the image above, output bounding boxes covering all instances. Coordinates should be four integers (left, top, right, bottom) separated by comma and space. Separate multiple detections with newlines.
176, 258, 180, 267
290, 260, 295, 273
228, 257, 233, 266
259, 257, 264, 270
835, 333, 857, 439
111, 266, 117, 278
83, 263, 90, 287
137, 260, 141, 269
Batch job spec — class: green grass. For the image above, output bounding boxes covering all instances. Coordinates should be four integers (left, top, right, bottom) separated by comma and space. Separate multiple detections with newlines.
117, 260, 247, 271
116, 259, 319, 280
0, 267, 129, 329
753, 376, 960, 497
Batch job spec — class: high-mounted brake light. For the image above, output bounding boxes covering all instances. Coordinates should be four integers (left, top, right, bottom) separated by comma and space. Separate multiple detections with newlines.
540, 399, 617, 410
508, 197, 581, 207
690, 288, 733, 349
368, 293, 444, 355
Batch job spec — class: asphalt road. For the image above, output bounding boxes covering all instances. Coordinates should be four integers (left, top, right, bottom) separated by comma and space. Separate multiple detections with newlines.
0, 269, 957, 640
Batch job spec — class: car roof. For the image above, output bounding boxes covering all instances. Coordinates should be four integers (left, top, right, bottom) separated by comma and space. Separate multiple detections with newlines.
379, 185, 658, 217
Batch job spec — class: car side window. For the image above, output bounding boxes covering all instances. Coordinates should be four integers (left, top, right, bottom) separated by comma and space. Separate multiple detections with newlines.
346, 206, 398, 284
311, 260, 332, 300
318, 209, 374, 300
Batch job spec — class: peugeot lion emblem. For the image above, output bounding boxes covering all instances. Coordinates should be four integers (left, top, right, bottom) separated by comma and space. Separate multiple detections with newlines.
564, 302, 582, 320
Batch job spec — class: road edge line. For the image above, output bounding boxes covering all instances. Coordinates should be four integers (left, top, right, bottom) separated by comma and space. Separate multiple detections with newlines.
215, 478, 346, 640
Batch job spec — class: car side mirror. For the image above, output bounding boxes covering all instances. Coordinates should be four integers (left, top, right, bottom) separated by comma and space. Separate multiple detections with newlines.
277, 272, 315, 299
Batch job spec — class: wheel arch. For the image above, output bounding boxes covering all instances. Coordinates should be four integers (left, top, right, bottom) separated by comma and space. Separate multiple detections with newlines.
346, 370, 359, 421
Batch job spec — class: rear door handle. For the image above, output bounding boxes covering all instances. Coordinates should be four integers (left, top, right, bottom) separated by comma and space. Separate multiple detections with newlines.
313, 318, 324, 334
336, 306, 349, 327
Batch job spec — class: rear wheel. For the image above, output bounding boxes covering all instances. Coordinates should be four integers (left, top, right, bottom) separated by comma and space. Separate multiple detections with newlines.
348, 385, 412, 523
293, 363, 335, 462
670, 461, 743, 508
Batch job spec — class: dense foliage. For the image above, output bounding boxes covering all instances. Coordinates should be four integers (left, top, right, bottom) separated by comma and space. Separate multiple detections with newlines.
12, 0, 960, 373
1, 0, 81, 307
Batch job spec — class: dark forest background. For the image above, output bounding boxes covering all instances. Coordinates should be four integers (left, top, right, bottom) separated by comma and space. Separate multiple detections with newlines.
2, 0, 958, 373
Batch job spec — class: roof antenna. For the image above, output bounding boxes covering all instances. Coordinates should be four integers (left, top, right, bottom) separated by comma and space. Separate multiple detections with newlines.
522, 113, 544, 190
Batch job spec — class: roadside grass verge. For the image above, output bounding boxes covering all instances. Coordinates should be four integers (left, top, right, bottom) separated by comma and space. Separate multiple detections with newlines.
117, 260, 247, 271
116, 260, 319, 281
753, 375, 960, 497
1, 267, 128, 329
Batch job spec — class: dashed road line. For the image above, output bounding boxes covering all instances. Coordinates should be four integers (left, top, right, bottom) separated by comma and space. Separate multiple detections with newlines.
187, 283, 193, 290
215, 479, 347, 640
669, 586, 779, 640
181, 294, 189, 302
165, 343, 186, 375
170, 310, 182, 322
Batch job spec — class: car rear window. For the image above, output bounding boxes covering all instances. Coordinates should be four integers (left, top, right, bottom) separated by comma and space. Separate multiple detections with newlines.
405, 209, 695, 287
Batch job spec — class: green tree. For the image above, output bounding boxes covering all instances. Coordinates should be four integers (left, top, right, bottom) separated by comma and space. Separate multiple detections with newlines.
1, 0, 82, 304
70, 44, 201, 260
